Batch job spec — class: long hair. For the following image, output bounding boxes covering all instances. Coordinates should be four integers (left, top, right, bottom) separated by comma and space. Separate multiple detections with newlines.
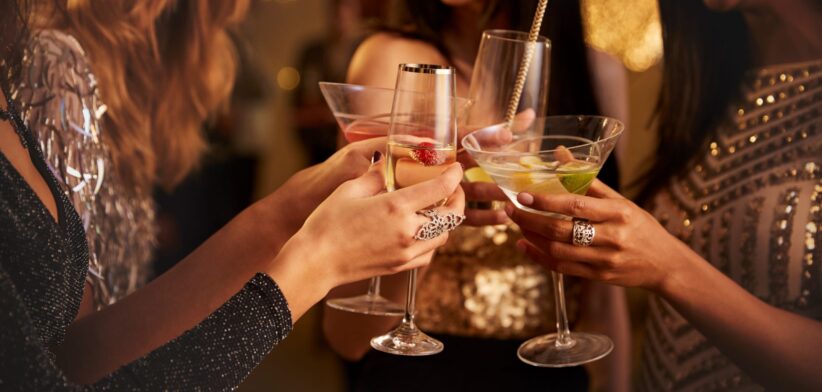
1, 0, 30, 92
636, 1, 751, 204
41, 0, 250, 190
392, 0, 600, 117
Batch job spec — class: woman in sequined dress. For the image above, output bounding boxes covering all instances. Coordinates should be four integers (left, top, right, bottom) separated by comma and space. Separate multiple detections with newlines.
323, 1, 631, 391
509, 0, 822, 390
19, 0, 254, 310
1, 0, 467, 389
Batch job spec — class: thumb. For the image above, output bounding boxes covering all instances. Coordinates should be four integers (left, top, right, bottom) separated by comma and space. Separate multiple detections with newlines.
334, 158, 386, 199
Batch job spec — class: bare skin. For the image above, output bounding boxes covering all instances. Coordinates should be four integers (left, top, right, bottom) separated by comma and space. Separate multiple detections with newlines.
324, 2, 632, 391
508, 1, 822, 389
1, 95, 466, 385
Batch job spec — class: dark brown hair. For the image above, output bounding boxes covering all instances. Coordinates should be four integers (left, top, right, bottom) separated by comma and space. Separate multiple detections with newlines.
392, 0, 600, 116
636, 1, 751, 204
0, 0, 29, 91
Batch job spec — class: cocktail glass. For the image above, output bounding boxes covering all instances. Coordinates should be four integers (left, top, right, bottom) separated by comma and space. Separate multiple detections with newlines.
462, 115, 624, 367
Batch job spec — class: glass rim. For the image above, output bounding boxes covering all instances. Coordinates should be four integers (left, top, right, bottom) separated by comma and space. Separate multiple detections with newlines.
482, 29, 551, 46
399, 63, 455, 75
461, 115, 625, 156
318, 81, 395, 93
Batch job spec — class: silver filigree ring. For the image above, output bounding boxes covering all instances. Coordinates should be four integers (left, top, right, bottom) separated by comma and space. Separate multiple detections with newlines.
572, 218, 596, 247
414, 209, 466, 241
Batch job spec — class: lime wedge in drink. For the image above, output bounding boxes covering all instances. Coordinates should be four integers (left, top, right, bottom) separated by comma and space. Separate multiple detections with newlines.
558, 171, 598, 194
465, 167, 493, 183
524, 176, 567, 195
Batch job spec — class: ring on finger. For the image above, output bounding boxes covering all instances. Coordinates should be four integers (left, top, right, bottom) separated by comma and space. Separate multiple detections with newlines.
414, 209, 466, 241
571, 217, 595, 247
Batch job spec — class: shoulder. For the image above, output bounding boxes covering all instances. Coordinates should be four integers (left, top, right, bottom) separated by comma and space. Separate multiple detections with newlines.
18, 30, 98, 105
347, 32, 447, 88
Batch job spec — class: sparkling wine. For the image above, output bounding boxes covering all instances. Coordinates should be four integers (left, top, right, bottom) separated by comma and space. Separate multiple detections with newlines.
385, 141, 457, 197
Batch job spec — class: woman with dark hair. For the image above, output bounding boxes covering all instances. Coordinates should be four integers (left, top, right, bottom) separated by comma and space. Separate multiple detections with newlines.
508, 0, 822, 390
0, 0, 466, 389
323, 1, 630, 391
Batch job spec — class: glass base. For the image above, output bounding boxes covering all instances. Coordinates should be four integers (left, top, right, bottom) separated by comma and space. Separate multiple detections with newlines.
325, 294, 404, 316
517, 332, 613, 367
370, 322, 443, 356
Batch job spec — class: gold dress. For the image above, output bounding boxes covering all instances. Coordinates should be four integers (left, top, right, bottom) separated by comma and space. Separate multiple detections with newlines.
416, 223, 581, 340
639, 60, 822, 391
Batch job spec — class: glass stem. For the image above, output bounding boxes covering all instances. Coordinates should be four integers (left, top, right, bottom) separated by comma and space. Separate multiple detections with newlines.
366, 276, 381, 297
551, 271, 574, 348
402, 268, 418, 326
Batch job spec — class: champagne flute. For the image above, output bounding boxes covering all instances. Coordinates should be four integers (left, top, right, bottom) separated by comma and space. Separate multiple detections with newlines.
319, 82, 471, 316
370, 64, 457, 356
465, 29, 551, 134
462, 115, 623, 367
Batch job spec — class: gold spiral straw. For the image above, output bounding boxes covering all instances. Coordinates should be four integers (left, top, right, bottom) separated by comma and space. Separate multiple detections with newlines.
504, 0, 549, 126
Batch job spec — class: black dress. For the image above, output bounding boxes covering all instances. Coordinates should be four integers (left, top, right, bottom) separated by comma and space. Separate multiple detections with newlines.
0, 100, 292, 390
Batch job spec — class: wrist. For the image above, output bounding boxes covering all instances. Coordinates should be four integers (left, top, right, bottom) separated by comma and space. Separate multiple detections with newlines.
653, 238, 702, 299
265, 232, 336, 321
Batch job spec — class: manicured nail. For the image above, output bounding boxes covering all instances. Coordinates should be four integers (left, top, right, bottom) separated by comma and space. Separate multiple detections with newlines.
371, 151, 382, 164
518, 193, 534, 206
504, 203, 514, 216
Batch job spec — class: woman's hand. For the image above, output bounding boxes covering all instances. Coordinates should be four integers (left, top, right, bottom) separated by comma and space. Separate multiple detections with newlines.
505, 179, 696, 292
269, 161, 465, 318
275, 137, 388, 232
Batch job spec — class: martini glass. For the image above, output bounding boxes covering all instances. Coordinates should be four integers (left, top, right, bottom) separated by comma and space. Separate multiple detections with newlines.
318, 82, 402, 316
319, 82, 469, 316
462, 115, 624, 367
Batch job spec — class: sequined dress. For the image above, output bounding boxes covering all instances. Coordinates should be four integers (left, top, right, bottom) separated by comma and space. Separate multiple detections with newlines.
639, 60, 822, 391
11, 30, 155, 308
0, 95, 292, 389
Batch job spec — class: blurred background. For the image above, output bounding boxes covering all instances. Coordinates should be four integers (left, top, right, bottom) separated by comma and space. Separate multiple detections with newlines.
150, 0, 664, 390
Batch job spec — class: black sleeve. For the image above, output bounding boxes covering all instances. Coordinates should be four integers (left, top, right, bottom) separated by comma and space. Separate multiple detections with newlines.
0, 270, 292, 391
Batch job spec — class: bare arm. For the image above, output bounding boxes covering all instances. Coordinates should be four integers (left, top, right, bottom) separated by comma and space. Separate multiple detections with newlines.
586, 48, 630, 168
509, 181, 822, 391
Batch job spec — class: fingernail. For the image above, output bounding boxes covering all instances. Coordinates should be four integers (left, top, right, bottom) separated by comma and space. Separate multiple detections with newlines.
518, 193, 534, 206
515, 240, 527, 253
371, 151, 382, 164
504, 203, 514, 216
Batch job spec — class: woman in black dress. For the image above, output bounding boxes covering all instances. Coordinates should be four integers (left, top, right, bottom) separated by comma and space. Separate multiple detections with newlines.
0, 1, 465, 389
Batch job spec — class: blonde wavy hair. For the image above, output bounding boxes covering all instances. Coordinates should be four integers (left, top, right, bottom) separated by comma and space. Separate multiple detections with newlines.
43, 0, 250, 189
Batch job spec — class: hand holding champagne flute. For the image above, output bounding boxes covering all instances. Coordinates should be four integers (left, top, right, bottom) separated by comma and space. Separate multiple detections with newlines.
370, 64, 463, 356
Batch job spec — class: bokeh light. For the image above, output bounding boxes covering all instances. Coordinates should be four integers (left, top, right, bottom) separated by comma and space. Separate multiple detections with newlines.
276, 66, 301, 90
581, 0, 663, 72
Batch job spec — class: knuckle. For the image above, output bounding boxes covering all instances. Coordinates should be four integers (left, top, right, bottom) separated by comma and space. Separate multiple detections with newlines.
569, 197, 586, 216
385, 199, 403, 215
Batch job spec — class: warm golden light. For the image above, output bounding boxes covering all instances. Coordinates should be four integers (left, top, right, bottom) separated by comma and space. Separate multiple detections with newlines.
581, 0, 663, 72
277, 66, 300, 90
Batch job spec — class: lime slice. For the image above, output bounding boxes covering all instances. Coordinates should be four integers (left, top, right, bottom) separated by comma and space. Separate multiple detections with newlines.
519, 156, 544, 168
512, 172, 535, 190
465, 167, 493, 183
519, 156, 559, 170
524, 176, 567, 195
558, 171, 598, 194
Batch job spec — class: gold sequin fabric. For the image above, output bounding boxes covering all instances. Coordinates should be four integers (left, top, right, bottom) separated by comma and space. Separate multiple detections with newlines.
415, 224, 581, 340
11, 30, 156, 308
639, 60, 822, 391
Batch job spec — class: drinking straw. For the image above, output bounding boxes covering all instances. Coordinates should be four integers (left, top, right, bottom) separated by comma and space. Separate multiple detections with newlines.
504, 0, 549, 126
